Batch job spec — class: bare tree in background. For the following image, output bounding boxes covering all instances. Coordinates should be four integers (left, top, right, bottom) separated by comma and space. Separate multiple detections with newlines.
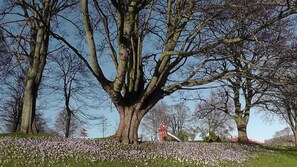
0, 0, 78, 134
194, 91, 234, 139
268, 87, 297, 146
141, 102, 194, 141
265, 127, 294, 146
263, 50, 297, 146
50, 0, 297, 143
46, 49, 95, 138
0, 72, 24, 132
167, 103, 193, 140
211, 0, 296, 142
53, 109, 81, 138
0, 63, 49, 133
140, 102, 169, 141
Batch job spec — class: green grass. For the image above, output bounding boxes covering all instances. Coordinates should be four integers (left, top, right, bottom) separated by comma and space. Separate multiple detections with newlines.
243, 146, 297, 167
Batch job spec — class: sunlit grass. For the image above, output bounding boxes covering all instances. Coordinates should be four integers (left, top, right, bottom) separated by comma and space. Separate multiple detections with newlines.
243, 146, 297, 167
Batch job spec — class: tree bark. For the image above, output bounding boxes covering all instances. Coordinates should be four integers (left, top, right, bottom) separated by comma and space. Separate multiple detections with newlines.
294, 131, 297, 147
114, 107, 144, 144
65, 107, 72, 138
20, 77, 38, 133
235, 117, 248, 143
20, 28, 48, 134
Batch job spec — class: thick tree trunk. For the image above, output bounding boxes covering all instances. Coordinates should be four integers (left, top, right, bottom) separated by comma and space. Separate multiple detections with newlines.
235, 117, 248, 143
114, 107, 144, 144
20, 78, 38, 133
18, 0, 52, 134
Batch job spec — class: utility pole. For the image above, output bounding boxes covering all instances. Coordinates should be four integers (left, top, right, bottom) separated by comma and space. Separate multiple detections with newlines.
98, 115, 108, 138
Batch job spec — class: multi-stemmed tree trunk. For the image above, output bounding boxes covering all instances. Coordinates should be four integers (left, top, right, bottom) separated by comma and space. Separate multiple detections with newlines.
53, 0, 297, 143
80, 0, 209, 143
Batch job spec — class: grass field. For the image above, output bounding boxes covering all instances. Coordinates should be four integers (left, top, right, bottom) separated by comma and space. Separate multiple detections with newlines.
0, 133, 296, 167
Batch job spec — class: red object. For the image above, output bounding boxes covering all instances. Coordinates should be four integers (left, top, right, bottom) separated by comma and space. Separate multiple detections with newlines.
159, 122, 168, 141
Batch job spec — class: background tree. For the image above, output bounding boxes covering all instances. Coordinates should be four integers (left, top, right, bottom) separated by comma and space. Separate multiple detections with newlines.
140, 102, 169, 141
211, 0, 295, 142
0, 71, 25, 132
53, 109, 81, 138
270, 85, 297, 146
265, 127, 294, 146
46, 49, 96, 138
263, 49, 297, 146
193, 91, 234, 140
0, 67, 48, 133
141, 102, 194, 141
1, 0, 79, 134
166, 103, 193, 141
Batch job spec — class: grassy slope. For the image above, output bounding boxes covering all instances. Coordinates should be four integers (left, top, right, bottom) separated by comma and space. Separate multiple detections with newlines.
244, 146, 297, 167
0, 133, 296, 167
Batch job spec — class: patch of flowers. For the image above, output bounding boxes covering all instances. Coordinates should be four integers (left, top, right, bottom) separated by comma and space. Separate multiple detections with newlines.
0, 137, 261, 166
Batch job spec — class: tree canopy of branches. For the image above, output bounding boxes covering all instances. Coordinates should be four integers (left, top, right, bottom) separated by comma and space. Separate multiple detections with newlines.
0, 0, 78, 134
48, 0, 297, 143
1, 0, 297, 144
263, 50, 297, 146
210, 0, 297, 142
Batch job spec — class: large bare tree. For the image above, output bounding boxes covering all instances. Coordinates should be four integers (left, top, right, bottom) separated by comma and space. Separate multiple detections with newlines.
50, 0, 297, 143
211, 0, 296, 142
